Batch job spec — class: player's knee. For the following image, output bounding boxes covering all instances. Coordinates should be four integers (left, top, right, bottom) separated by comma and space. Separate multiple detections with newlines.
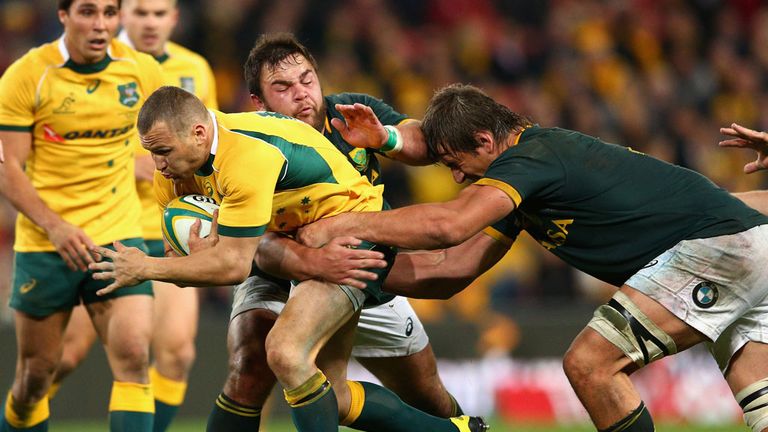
108, 339, 150, 376
17, 356, 59, 399
562, 342, 599, 389
736, 377, 768, 432
264, 334, 306, 380
156, 340, 196, 377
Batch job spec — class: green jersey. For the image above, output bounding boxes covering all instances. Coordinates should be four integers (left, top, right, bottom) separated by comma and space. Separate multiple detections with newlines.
322, 93, 408, 185
482, 126, 768, 286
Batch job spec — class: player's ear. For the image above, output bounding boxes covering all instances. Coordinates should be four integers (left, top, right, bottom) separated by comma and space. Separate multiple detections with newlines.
474, 130, 495, 153
57, 8, 69, 26
171, 5, 179, 26
250, 94, 266, 111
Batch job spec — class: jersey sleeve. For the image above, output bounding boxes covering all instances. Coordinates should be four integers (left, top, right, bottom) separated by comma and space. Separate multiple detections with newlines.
483, 212, 522, 247
0, 56, 37, 131
475, 143, 565, 207
216, 140, 286, 238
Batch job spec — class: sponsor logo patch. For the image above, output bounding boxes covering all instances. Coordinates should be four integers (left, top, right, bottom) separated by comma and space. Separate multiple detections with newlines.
692, 282, 718, 309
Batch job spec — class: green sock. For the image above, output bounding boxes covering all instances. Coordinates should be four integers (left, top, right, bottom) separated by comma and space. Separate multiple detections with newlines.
348, 382, 462, 431
150, 367, 187, 432
153, 400, 178, 432
108, 411, 153, 432
284, 372, 338, 432
206, 393, 261, 432
107, 382, 154, 432
599, 401, 655, 432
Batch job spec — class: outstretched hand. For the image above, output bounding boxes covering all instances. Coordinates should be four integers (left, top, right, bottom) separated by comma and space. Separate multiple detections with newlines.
297, 214, 346, 248
330, 103, 387, 150
311, 236, 388, 289
89, 241, 149, 296
719, 123, 768, 173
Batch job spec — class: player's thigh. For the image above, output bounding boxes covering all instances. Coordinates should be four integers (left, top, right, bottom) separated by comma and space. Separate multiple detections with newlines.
268, 280, 358, 359
152, 280, 199, 349
87, 294, 153, 380
13, 309, 72, 368
60, 304, 98, 365
726, 342, 768, 393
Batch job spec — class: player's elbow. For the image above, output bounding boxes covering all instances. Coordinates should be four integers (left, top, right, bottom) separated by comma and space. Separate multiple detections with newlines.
217, 256, 252, 285
426, 218, 472, 248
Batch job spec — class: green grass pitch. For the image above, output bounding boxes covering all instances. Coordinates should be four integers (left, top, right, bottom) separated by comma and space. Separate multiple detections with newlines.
53, 417, 749, 431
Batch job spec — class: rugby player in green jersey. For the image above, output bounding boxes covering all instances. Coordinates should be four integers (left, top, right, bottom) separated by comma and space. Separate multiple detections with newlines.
0, 0, 163, 430
298, 84, 768, 432
205, 32, 464, 432
88, 86, 488, 432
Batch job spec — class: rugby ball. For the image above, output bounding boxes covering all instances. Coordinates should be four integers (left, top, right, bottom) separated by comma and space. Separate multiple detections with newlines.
162, 194, 219, 256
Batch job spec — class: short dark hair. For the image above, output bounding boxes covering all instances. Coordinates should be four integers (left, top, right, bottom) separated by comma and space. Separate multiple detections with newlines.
137, 86, 209, 137
422, 84, 533, 161
244, 33, 319, 99
58, 0, 122, 11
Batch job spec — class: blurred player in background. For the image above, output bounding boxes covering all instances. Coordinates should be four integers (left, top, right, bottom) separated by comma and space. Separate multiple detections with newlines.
0, 0, 163, 430
50, 0, 218, 431
298, 83, 768, 432
205, 33, 462, 431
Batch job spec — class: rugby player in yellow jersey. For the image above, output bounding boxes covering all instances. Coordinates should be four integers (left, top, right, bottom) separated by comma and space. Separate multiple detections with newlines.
89, 86, 487, 432
0, 0, 163, 431
52, 1, 219, 430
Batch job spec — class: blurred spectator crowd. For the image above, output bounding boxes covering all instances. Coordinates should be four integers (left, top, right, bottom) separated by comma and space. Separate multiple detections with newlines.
2, 0, 768, 355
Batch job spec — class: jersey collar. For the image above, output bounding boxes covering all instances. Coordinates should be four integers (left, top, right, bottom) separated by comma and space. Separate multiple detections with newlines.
58, 36, 113, 74
117, 30, 169, 63
196, 110, 219, 176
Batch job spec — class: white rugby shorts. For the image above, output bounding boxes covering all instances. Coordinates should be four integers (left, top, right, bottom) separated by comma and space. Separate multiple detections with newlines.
624, 224, 768, 372
230, 275, 429, 358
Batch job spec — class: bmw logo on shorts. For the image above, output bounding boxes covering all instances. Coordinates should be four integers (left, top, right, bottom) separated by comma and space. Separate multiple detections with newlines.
692, 282, 718, 309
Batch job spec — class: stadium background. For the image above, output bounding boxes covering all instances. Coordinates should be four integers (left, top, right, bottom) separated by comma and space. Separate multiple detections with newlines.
1, 0, 768, 430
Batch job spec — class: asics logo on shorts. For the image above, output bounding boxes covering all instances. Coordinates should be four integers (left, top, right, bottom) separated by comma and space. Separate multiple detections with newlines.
643, 259, 659, 269
19, 279, 38, 294
692, 282, 718, 309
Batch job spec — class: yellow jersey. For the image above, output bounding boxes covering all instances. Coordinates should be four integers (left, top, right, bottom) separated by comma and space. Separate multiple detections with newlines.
0, 38, 164, 251
154, 110, 384, 237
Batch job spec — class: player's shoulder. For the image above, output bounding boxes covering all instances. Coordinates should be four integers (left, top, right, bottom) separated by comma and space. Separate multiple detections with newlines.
166, 41, 212, 67
110, 39, 161, 70
4, 40, 62, 77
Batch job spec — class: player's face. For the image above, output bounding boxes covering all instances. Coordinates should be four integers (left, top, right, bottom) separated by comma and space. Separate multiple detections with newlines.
440, 150, 494, 184
252, 55, 326, 131
121, 0, 178, 57
141, 121, 207, 182
59, 0, 120, 64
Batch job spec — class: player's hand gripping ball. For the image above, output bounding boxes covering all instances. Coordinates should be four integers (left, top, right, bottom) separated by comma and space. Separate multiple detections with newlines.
162, 194, 219, 255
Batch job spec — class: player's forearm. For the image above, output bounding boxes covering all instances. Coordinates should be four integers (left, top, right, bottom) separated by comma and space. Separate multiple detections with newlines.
0, 163, 66, 233
389, 121, 433, 166
340, 204, 469, 250
143, 246, 251, 286
384, 232, 510, 299
255, 232, 318, 281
